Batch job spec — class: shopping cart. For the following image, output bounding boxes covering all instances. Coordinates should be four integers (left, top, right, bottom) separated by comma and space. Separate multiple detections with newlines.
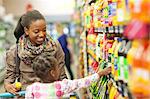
0, 91, 25, 98
0, 91, 79, 99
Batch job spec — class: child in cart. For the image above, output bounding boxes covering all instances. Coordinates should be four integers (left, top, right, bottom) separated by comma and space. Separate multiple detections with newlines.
25, 53, 111, 99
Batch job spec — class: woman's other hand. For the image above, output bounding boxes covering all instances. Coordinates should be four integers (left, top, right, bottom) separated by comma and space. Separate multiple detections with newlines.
4, 83, 19, 95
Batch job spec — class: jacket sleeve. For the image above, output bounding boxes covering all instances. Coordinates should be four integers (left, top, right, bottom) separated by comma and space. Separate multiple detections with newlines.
0, 50, 6, 83
55, 41, 67, 80
4, 45, 16, 84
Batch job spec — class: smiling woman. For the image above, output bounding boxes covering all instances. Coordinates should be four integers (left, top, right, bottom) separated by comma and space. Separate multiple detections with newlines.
4, 10, 67, 96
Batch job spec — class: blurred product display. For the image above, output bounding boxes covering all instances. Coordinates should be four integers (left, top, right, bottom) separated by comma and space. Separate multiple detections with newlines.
78, 0, 150, 99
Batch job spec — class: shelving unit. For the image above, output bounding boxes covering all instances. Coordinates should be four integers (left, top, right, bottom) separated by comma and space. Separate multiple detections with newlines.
78, 0, 150, 99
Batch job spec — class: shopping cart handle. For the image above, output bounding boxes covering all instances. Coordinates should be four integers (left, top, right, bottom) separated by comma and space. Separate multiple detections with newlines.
0, 91, 25, 98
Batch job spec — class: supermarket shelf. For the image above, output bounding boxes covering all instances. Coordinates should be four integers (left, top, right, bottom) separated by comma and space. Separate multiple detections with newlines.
87, 50, 96, 60
86, 40, 96, 47
94, 26, 124, 34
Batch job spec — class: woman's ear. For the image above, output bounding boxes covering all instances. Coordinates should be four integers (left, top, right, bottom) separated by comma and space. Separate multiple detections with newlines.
24, 27, 29, 36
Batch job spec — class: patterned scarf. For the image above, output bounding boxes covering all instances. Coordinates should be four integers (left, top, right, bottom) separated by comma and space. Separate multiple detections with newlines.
18, 35, 57, 65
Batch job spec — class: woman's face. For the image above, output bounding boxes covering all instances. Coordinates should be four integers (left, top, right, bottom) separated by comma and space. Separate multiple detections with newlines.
25, 19, 46, 45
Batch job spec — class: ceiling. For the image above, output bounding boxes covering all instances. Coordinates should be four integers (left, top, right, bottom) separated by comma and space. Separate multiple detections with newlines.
2, 0, 75, 22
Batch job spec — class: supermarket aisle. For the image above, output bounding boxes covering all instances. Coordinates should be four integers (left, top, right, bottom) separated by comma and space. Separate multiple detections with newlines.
0, 0, 150, 99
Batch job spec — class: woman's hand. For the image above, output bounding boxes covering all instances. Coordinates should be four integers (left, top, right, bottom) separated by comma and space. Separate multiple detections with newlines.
4, 83, 19, 95
97, 67, 112, 77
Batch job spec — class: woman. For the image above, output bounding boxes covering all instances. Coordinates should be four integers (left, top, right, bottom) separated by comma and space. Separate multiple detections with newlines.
4, 10, 67, 95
